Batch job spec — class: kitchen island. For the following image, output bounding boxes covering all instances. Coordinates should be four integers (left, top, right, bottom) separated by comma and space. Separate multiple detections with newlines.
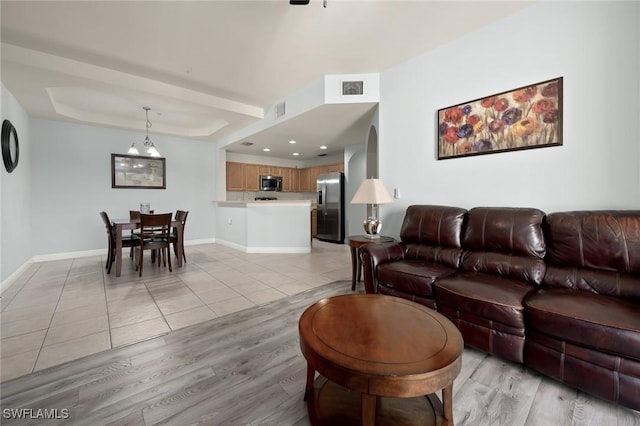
215, 200, 312, 253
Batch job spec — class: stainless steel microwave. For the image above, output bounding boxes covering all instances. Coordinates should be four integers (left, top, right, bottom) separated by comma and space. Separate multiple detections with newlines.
260, 175, 282, 191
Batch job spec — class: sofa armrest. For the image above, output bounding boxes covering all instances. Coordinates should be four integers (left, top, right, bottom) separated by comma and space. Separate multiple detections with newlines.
360, 242, 407, 294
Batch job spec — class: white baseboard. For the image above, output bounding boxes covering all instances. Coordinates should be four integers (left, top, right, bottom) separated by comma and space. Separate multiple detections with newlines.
33, 249, 105, 263
0, 258, 35, 295
215, 239, 311, 254
184, 238, 216, 246
215, 239, 247, 252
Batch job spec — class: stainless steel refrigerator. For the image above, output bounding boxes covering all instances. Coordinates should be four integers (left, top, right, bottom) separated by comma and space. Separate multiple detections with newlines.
316, 172, 345, 244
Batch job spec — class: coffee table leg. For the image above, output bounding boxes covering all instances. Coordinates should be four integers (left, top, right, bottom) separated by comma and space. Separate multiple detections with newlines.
361, 393, 376, 426
443, 384, 454, 425
304, 363, 315, 401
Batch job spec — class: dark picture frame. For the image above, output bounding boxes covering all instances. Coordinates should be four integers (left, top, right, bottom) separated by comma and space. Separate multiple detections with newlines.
437, 77, 563, 160
111, 153, 166, 189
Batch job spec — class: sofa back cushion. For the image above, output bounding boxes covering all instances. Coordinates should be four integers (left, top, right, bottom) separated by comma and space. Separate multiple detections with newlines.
461, 207, 546, 285
400, 205, 467, 268
543, 211, 640, 300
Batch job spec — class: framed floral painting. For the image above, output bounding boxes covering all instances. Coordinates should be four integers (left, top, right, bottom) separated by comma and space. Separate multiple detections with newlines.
437, 77, 563, 160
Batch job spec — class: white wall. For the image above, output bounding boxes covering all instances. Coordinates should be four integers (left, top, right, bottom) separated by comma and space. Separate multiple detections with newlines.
30, 119, 217, 256
378, 1, 640, 239
1, 84, 32, 283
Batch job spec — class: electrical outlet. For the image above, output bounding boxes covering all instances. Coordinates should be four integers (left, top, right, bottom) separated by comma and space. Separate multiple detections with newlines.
394, 188, 401, 199
227, 218, 233, 225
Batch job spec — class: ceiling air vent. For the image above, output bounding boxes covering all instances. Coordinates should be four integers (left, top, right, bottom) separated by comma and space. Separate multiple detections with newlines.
240, 141, 254, 146
275, 102, 286, 119
317, 153, 327, 157
342, 81, 364, 96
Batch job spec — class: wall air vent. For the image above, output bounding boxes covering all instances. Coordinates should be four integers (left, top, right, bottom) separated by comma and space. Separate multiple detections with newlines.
240, 141, 254, 146
275, 102, 286, 119
342, 81, 364, 96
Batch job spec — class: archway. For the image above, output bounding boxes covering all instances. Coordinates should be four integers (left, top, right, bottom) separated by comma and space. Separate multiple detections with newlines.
366, 125, 378, 179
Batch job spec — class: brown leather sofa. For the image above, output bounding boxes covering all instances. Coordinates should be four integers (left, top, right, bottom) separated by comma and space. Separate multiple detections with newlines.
359, 205, 640, 411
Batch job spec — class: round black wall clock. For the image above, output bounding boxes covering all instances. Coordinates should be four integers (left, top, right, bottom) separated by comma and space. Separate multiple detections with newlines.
2, 119, 19, 173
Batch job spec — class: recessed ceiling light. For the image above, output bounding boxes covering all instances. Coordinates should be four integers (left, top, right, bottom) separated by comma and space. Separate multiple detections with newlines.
263, 148, 271, 152
289, 140, 296, 144
293, 153, 299, 156
320, 145, 328, 150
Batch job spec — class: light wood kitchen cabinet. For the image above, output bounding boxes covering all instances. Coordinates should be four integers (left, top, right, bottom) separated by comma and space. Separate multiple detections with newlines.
226, 162, 245, 191
282, 167, 299, 192
327, 163, 344, 173
299, 168, 311, 192
308, 166, 325, 192
244, 164, 260, 191
259, 166, 283, 177
227, 161, 343, 192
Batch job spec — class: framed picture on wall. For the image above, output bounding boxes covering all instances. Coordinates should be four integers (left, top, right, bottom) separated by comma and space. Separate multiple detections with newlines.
437, 77, 563, 160
111, 153, 166, 189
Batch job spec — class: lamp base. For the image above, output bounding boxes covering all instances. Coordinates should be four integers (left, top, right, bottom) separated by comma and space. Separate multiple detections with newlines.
363, 217, 382, 237
363, 233, 381, 239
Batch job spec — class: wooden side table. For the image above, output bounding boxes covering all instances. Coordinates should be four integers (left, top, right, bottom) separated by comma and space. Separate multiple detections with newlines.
347, 235, 395, 291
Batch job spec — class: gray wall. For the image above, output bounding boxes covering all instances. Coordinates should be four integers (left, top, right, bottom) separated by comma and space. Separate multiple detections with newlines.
1, 84, 32, 283
378, 1, 640, 239
29, 118, 217, 256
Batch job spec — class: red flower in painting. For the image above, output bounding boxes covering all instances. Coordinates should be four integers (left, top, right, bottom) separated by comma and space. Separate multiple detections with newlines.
480, 96, 497, 108
444, 107, 464, 124
466, 114, 480, 125
512, 86, 537, 103
532, 99, 554, 115
494, 98, 509, 112
542, 82, 558, 97
542, 110, 558, 124
444, 126, 459, 143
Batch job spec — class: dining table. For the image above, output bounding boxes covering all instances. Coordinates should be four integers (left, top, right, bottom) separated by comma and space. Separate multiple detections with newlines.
111, 217, 184, 277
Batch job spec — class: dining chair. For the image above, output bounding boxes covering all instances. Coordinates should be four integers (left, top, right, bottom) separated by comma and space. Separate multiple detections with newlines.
99, 211, 139, 274
135, 213, 172, 277
172, 210, 189, 263
128, 210, 154, 259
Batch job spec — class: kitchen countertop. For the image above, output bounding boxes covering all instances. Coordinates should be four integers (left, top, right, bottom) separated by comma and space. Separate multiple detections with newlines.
216, 199, 313, 207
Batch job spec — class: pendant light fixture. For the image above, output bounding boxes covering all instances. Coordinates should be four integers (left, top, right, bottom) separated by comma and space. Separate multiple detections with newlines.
128, 107, 161, 157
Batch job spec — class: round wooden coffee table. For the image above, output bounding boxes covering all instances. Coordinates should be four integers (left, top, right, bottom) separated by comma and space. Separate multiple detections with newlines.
299, 294, 463, 426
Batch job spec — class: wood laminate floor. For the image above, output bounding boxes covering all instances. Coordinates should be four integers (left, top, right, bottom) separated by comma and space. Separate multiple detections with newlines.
2, 280, 639, 425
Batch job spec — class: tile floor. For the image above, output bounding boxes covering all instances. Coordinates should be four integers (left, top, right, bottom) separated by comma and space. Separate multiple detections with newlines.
0, 240, 352, 382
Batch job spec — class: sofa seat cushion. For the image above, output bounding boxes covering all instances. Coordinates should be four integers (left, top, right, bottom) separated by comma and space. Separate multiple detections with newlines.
435, 271, 537, 331
525, 289, 640, 360
378, 260, 456, 298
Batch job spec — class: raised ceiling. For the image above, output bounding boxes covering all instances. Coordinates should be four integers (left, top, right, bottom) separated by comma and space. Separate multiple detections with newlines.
0, 1, 532, 160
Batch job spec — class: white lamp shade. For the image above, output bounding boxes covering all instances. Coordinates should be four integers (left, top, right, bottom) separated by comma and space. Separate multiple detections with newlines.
127, 143, 140, 155
350, 178, 393, 204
